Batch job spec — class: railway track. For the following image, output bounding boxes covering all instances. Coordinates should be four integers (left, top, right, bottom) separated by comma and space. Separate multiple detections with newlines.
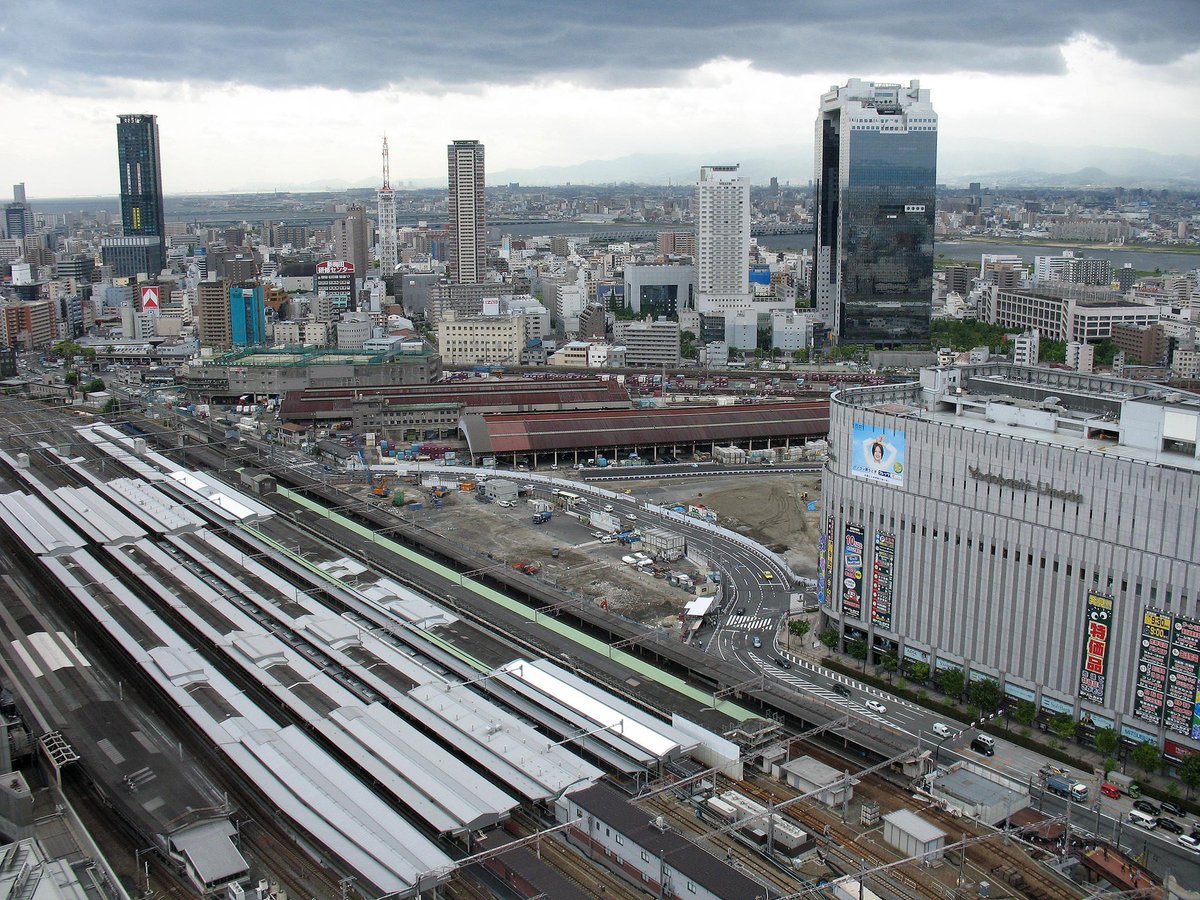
636, 790, 807, 897
505, 810, 646, 900
734, 775, 932, 900
917, 805, 1084, 900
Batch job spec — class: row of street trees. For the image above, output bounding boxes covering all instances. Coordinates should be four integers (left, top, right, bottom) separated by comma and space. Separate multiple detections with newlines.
815, 628, 1200, 795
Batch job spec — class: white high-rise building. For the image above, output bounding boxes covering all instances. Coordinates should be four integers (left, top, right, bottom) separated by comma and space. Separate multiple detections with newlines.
447, 139, 486, 285
377, 136, 398, 277
695, 165, 752, 314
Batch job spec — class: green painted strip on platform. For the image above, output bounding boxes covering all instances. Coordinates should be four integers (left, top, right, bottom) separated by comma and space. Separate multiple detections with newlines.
241, 523, 489, 672
277, 486, 757, 722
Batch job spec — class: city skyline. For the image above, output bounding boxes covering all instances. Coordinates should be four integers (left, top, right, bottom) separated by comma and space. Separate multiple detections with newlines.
1, 1, 1198, 196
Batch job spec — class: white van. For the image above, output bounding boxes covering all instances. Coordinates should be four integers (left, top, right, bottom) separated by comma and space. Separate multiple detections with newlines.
1127, 809, 1157, 830
932, 723, 954, 739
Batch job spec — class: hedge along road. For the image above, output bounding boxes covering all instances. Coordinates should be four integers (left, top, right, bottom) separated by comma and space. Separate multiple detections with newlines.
276, 486, 761, 722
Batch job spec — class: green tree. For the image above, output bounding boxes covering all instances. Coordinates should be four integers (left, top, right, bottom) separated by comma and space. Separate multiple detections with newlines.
99, 398, 121, 415
819, 628, 838, 650
1179, 752, 1200, 800
1094, 727, 1119, 761
1013, 700, 1037, 727
680, 330, 697, 360
847, 639, 868, 668
64, 372, 79, 386
1131, 741, 1161, 778
880, 652, 899, 682
938, 667, 965, 702
792, 349, 809, 364
908, 661, 930, 684
789, 619, 811, 639
1049, 713, 1077, 741
968, 678, 1003, 715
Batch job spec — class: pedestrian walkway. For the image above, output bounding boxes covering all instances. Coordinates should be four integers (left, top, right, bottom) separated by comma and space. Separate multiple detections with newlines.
724, 614, 773, 631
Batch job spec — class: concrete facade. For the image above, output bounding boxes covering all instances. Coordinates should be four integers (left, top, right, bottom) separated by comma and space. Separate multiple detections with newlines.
821, 364, 1200, 754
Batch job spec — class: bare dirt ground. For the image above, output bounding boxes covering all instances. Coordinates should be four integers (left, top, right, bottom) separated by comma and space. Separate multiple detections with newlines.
351, 471, 824, 625
594, 472, 825, 576
360, 486, 703, 627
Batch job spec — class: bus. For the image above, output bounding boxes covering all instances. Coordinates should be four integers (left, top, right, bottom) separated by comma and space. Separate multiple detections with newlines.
553, 490, 585, 508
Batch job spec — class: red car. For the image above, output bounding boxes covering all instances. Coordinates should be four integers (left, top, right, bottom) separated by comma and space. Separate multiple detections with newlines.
1100, 783, 1121, 799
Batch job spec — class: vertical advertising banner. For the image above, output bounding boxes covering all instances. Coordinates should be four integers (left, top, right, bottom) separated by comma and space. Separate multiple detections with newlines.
818, 515, 835, 606
1133, 609, 1173, 727
1165, 615, 1200, 738
1078, 592, 1114, 706
870, 531, 895, 630
842, 523, 865, 621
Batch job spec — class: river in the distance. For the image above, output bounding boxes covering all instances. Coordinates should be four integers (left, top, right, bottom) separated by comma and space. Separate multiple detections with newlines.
492, 221, 1199, 273
751, 234, 1195, 274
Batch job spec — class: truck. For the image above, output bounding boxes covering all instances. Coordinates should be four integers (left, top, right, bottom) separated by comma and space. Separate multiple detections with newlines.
1045, 774, 1088, 802
1103, 771, 1141, 798
532, 511, 552, 525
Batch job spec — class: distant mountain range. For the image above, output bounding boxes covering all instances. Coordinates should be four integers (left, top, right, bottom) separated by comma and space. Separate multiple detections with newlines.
52, 141, 1200, 199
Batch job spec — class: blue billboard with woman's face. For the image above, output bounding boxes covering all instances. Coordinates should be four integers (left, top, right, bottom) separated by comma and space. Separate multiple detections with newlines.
851, 423, 906, 488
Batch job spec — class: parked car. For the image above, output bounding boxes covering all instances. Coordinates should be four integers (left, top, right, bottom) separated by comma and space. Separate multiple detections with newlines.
865, 699, 887, 714
1133, 799, 1162, 816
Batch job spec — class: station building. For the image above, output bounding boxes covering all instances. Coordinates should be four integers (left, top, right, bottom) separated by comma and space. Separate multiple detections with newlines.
821, 363, 1200, 759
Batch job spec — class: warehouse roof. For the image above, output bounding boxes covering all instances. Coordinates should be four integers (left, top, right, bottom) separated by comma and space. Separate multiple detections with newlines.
280, 378, 629, 420
883, 809, 946, 845
462, 401, 829, 454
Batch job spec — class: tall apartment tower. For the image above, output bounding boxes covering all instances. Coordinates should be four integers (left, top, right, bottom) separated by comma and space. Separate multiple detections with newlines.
447, 139, 486, 284
116, 114, 167, 271
196, 280, 231, 350
377, 136, 398, 277
694, 166, 752, 314
332, 204, 370, 288
812, 79, 937, 346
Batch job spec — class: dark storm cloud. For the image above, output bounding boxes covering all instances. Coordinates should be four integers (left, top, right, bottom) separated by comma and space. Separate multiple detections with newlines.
2, 0, 1196, 92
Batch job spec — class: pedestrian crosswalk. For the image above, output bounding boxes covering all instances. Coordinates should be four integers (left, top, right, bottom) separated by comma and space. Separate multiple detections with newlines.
724, 615, 773, 631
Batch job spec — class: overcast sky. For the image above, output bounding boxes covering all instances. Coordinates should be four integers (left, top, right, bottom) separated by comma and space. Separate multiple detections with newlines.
2, 0, 1198, 196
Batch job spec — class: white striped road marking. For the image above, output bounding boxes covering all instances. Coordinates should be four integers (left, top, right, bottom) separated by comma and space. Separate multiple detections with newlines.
725, 615, 773, 630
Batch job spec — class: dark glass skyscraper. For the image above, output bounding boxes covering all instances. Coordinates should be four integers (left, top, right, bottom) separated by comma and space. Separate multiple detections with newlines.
116, 113, 166, 272
812, 80, 937, 347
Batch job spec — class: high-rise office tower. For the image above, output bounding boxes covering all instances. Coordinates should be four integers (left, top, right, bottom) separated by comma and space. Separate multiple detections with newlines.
812, 79, 937, 346
377, 137, 398, 277
4, 183, 35, 240
116, 114, 166, 275
332, 204, 370, 289
694, 165, 752, 314
447, 139, 486, 284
